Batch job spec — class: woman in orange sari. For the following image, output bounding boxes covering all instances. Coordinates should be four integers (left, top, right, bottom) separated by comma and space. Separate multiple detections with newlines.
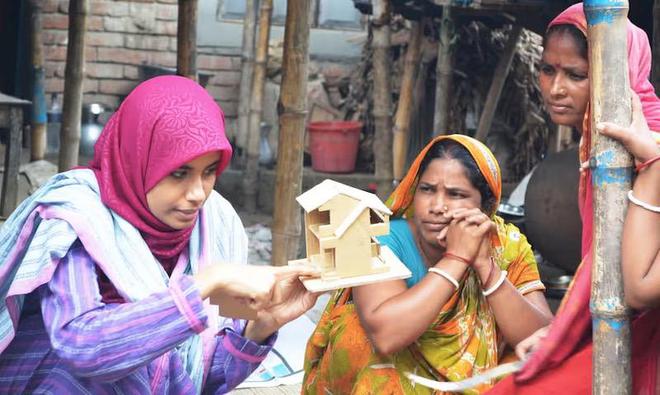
487, 3, 660, 394
302, 135, 552, 394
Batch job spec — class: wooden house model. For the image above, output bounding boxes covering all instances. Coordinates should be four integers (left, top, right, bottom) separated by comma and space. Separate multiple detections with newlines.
295, 179, 394, 280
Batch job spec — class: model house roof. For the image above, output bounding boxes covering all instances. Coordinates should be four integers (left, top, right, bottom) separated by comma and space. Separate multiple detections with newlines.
297, 179, 392, 216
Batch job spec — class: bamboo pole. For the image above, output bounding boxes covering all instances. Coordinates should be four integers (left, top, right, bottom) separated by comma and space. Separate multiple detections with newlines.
271, 0, 311, 266
584, 1, 632, 393
474, 24, 522, 142
58, 0, 88, 172
371, 0, 393, 198
29, 0, 47, 161
177, 0, 198, 81
433, 6, 453, 136
236, 0, 258, 163
392, 20, 423, 183
242, 0, 273, 212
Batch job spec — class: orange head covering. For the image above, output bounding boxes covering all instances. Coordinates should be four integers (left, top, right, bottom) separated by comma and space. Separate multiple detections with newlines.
386, 134, 502, 218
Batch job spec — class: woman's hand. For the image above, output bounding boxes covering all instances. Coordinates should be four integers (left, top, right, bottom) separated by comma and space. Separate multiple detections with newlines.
441, 208, 495, 264
596, 93, 660, 164
194, 264, 319, 312
244, 267, 321, 343
515, 325, 550, 360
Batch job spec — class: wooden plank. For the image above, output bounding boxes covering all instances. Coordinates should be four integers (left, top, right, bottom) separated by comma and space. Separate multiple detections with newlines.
177, 0, 198, 81
1, 107, 23, 217
433, 6, 453, 136
270, 0, 312, 265
474, 24, 522, 142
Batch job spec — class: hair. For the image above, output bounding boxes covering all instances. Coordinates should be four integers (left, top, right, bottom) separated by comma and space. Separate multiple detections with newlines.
544, 24, 588, 61
418, 140, 497, 215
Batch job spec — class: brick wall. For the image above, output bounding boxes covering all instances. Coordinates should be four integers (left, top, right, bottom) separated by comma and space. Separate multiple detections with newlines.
42, 0, 241, 122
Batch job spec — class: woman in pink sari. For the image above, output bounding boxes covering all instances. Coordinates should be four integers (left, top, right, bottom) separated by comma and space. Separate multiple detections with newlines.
487, 3, 660, 394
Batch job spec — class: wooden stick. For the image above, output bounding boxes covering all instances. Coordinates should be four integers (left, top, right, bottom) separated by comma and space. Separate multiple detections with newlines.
29, 0, 47, 161
58, 0, 88, 172
371, 0, 393, 198
584, 1, 632, 393
1, 108, 23, 217
475, 24, 521, 142
271, 0, 311, 266
236, 0, 258, 162
433, 5, 453, 136
393, 21, 423, 182
243, 0, 273, 212
177, 0, 198, 81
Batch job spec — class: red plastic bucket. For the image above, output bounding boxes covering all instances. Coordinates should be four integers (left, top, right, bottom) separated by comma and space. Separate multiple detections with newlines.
308, 121, 362, 173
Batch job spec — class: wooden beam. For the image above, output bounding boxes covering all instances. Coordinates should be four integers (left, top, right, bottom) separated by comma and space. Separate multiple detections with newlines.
584, 1, 632, 393
392, 20, 423, 182
29, 0, 47, 161
58, 0, 88, 172
243, 0, 273, 212
177, 0, 198, 81
433, 5, 453, 136
474, 24, 521, 142
1, 107, 23, 217
371, 0, 394, 198
271, 0, 311, 266
236, 0, 258, 162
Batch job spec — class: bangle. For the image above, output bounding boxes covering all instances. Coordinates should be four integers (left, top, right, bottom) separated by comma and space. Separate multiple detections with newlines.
428, 267, 460, 290
635, 154, 660, 172
442, 252, 471, 266
482, 257, 496, 288
627, 190, 660, 213
482, 270, 507, 297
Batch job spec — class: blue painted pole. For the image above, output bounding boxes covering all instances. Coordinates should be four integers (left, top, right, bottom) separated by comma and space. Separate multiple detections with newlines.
584, 1, 632, 394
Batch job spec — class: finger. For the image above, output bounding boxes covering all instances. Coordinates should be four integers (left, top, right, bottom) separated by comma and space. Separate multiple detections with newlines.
436, 226, 449, 242
274, 265, 321, 281
449, 208, 481, 220
475, 219, 495, 237
515, 343, 531, 360
630, 92, 646, 128
596, 121, 630, 143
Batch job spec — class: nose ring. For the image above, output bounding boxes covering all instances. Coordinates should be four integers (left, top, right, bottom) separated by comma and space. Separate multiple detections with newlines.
442, 205, 448, 213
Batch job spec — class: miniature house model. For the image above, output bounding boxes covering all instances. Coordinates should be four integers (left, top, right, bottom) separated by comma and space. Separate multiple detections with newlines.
296, 179, 393, 279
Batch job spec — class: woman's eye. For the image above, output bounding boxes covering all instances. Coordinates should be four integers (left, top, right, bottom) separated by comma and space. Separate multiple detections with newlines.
569, 72, 587, 81
204, 167, 217, 177
170, 170, 187, 179
418, 184, 432, 193
540, 64, 554, 75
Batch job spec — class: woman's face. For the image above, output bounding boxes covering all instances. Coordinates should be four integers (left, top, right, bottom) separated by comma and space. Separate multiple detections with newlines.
539, 32, 590, 131
412, 158, 483, 249
146, 151, 220, 230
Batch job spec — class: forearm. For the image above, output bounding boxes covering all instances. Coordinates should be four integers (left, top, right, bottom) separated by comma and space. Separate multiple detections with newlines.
203, 320, 275, 394
622, 163, 660, 309
354, 257, 467, 354
478, 266, 552, 346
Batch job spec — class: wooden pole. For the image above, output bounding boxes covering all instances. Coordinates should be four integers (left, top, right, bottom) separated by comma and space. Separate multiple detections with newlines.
371, 0, 393, 198
243, 0, 273, 212
177, 0, 198, 81
236, 0, 258, 163
433, 6, 453, 136
271, 0, 311, 266
29, 0, 47, 161
58, 0, 88, 172
1, 107, 23, 217
584, 1, 632, 394
653, 0, 660, 91
474, 24, 522, 142
393, 20, 422, 182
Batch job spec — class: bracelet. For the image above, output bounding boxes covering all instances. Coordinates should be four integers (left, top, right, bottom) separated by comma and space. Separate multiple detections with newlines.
428, 267, 460, 290
482, 270, 507, 297
627, 190, 660, 213
442, 252, 471, 266
635, 154, 660, 172
482, 257, 496, 288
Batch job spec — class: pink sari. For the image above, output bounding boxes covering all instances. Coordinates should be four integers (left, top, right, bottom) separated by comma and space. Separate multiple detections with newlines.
488, 4, 660, 394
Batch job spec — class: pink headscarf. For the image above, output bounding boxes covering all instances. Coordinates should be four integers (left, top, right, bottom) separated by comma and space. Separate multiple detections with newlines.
512, 3, 660, 391
89, 76, 232, 265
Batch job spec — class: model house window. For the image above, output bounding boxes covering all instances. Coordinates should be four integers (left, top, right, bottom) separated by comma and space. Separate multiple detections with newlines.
218, 0, 363, 30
